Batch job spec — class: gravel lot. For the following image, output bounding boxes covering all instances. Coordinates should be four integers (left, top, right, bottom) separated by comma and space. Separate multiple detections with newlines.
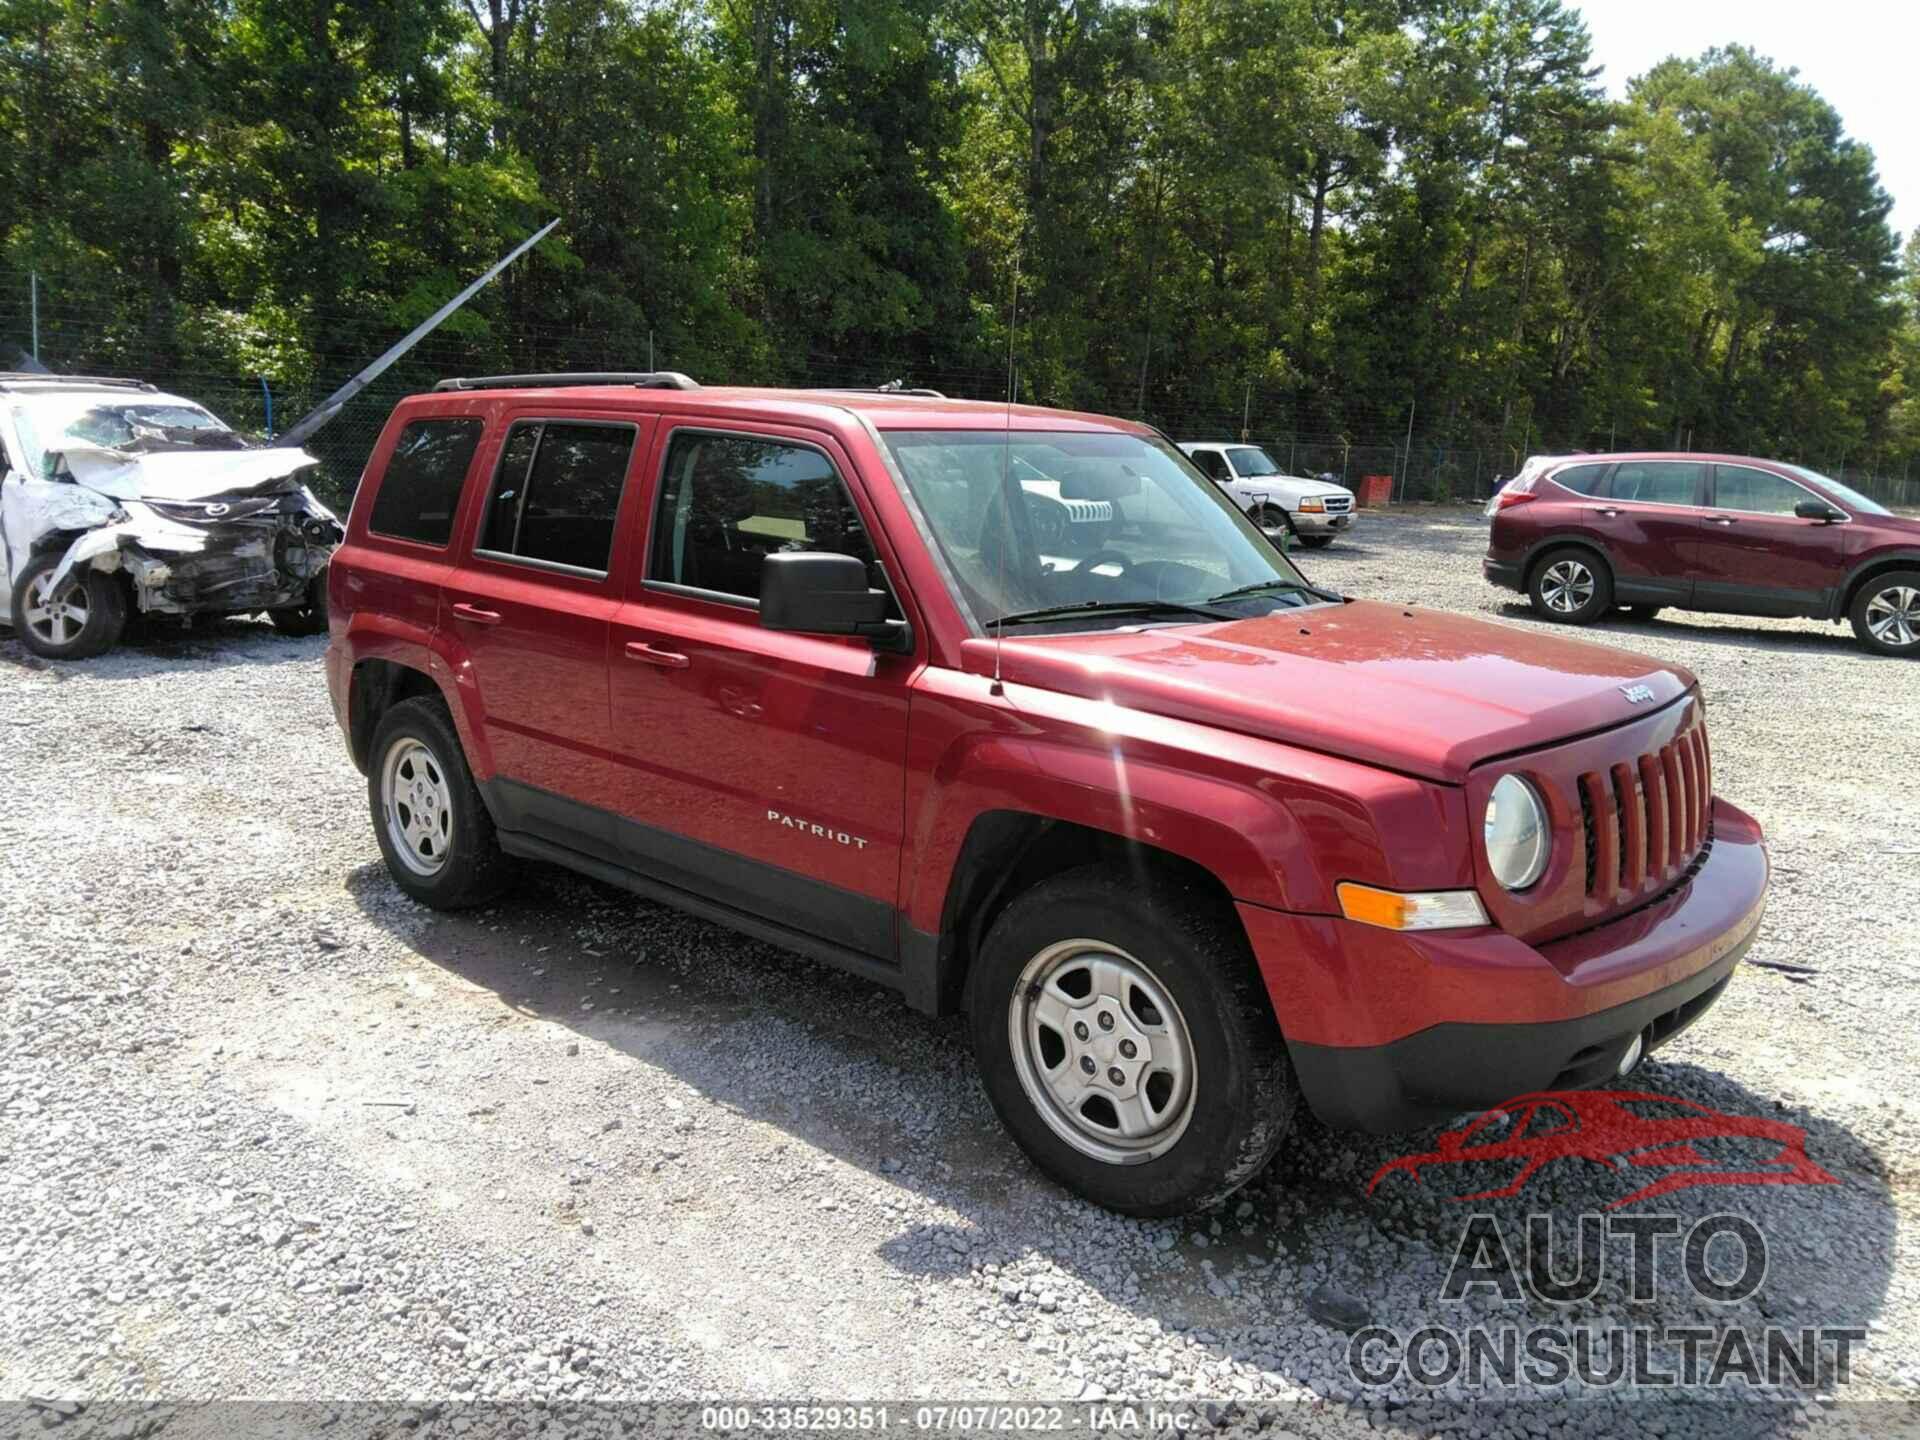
2, 507, 1917, 1436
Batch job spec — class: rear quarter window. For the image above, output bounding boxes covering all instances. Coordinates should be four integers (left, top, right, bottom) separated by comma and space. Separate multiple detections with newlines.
368, 417, 486, 546
1548, 462, 1609, 496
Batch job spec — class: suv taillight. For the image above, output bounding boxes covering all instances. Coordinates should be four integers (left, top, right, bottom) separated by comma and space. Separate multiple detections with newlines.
1495, 490, 1538, 510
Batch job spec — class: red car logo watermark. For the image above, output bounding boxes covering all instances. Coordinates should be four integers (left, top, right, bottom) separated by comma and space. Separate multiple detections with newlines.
1367, 1090, 1837, 1210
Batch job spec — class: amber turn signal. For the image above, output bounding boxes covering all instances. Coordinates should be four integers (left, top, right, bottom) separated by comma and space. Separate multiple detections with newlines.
1336, 882, 1490, 932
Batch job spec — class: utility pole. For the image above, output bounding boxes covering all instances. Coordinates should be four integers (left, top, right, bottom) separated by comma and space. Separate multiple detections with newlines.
1398, 400, 1416, 502
1005, 252, 1021, 405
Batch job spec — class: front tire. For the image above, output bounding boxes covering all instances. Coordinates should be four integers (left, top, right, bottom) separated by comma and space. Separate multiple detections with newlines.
1527, 547, 1612, 624
1850, 571, 1920, 656
1298, 534, 1335, 550
11, 552, 127, 659
269, 570, 329, 636
367, 697, 513, 909
968, 866, 1299, 1216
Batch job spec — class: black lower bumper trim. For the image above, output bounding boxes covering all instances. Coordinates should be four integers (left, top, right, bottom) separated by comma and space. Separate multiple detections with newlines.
1482, 558, 1523, 592
1287, 940, 1751, 1134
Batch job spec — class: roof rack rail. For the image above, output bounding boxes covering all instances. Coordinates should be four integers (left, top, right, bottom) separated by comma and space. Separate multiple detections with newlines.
808, 383, 949, 399
0, 373, 159, 391
433, 371, 700, 393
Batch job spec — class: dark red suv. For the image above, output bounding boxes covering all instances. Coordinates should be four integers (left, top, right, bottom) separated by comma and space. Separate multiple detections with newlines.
326, 376, 1769, 1214
1484, 452, 1920, 654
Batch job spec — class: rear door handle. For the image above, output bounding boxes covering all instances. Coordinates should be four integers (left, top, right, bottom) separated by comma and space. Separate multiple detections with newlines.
624, 640, 690, 669
1709, 517, 1738, 526
451, 601, 503, 625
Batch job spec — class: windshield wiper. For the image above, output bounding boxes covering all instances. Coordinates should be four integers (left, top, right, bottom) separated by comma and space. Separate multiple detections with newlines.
988, 597, 1241, 628
1206, 578, 1343, 606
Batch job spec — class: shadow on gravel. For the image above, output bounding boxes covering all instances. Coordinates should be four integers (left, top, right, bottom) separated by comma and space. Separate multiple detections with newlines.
0, 615, 322, 681
352, 861, 1898, 1433
1487, 601, 1878, 660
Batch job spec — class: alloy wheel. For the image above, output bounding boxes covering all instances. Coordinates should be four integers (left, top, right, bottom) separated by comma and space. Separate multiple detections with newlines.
1540, 559, 1595, 615
1006, 940, 1198, 1165
381, 737, 454, 876
1865, 585, 1920, 649
23, 571, 90, 648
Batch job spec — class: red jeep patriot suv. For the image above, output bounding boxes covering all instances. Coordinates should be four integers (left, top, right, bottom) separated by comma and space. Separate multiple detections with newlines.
326, 374, 1769, 1215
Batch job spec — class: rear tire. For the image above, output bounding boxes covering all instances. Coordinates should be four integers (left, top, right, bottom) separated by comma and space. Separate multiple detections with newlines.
11, 551, 127, 659
367, 697, 513, 909
1849, 570, 1920, 656
1527, 547, 1612, 625
968, 865, 1299, 1216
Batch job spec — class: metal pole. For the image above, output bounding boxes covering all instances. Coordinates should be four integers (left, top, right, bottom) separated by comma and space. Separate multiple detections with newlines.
277, 216, 560, 448
1608, 421, 1616, 452
1399, 400, 1416, 502
30, 272, 40, 362
1240, 383, 1251, 443
648, 330, 654, 371
260, 378, 274, 440
1005, 253, 1021, 405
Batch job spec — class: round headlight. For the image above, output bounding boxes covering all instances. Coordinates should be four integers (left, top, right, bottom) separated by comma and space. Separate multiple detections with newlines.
1485, 775, 1550, 891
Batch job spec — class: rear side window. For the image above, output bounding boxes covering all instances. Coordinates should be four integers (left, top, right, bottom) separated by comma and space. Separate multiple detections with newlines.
1191, 449, 1229, 480
1549, 462, 1609, 496
648, 431, 886, 604
476, 420, 637, 575
1609, 461, 1703, 506
368, 418, 485, 545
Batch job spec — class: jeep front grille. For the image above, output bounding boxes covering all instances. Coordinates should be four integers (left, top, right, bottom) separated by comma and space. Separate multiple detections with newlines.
1576, 721, 1712, 902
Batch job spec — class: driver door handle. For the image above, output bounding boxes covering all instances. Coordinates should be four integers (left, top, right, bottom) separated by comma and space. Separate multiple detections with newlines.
450, 601, 503, 625
625, 640, 690, 669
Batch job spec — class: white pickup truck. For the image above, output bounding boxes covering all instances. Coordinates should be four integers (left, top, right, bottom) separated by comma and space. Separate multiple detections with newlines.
1177, 442, 1356, 548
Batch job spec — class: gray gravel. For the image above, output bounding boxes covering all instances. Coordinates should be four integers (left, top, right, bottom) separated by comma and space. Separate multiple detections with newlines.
1, 507, 1916, 1436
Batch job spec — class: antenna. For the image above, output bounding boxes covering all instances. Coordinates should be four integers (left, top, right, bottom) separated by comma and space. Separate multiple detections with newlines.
993, 250, 1021, 698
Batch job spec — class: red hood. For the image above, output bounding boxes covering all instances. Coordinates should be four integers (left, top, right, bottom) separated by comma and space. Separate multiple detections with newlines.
961, 600, 1695, 783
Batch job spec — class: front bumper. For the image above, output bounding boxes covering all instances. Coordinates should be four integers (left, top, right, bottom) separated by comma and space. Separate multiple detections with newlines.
1294, 510, 1354, 534
1239, 798, 1767, 1132
1482, 555, 1523, 591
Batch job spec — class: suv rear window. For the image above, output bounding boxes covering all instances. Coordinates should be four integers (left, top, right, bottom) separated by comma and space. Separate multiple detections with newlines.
1609, 461, 1704, 506
368, 418, 485, 546
477, 420, 637, 575
648, 432, 885, 603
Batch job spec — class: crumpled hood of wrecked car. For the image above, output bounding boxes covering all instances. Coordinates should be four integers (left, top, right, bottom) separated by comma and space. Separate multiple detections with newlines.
57, 444, 321, 501
958, 599, 1695, 783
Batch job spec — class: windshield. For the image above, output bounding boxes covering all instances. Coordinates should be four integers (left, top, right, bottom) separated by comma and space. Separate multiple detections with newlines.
10, 394, 242, 476
1784, 464, 1891, 517
881, 429, 1319, 630
1226, 446, 1283, 477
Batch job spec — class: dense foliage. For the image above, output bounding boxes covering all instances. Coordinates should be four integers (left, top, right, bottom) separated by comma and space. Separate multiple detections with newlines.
2, 0, 1914, 494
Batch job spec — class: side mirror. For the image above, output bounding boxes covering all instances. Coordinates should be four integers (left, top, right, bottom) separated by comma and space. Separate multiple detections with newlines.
1794, 498, 1844, 523
760, 551, 910, 651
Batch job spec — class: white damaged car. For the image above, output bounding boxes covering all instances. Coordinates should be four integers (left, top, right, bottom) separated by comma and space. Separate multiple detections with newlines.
0, 374, 341, 659
1177, 442, 1356, 548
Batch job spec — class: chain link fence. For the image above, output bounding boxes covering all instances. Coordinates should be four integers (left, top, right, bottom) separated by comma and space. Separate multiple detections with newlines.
4, 299, 1916, 514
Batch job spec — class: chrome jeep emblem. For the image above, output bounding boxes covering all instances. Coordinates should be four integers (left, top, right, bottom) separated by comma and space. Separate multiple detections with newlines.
1619, 683, 1656, 704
